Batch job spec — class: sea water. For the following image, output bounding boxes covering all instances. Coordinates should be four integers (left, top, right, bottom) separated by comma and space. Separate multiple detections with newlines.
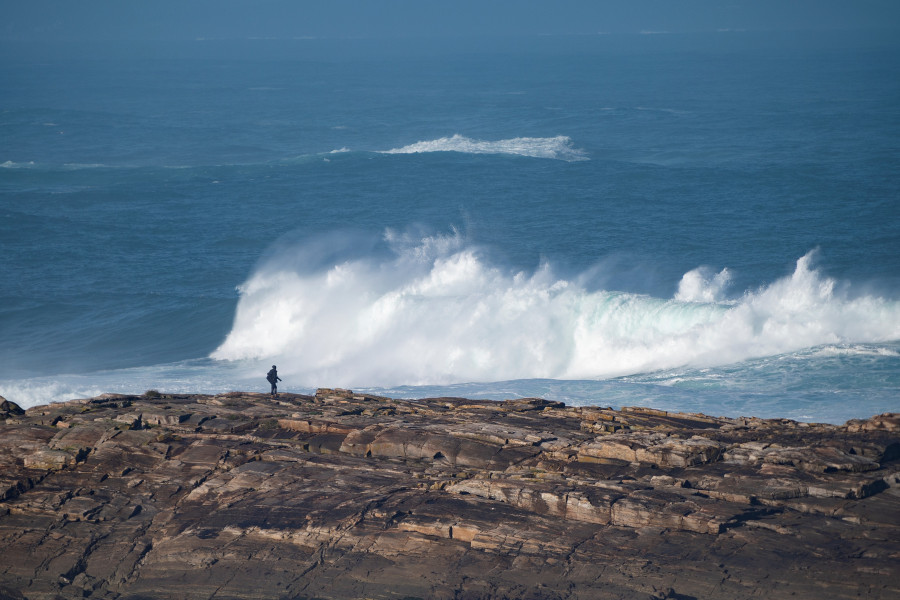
2, 32, 899, 423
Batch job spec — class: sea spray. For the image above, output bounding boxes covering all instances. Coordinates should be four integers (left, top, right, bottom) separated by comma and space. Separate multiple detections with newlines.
0, 359, 256, 411
211, 231, 900, 387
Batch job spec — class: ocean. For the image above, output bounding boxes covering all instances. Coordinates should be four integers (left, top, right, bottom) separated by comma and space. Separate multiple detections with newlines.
2, 31, 899, 424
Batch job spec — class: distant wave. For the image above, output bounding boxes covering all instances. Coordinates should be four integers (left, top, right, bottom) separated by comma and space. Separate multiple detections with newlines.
211, 231, 900, 388
0, 160, 36, 169
379, 135, 588, 162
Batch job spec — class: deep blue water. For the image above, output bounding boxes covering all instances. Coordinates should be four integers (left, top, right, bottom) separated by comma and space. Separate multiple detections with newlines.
2, 32, 899, 423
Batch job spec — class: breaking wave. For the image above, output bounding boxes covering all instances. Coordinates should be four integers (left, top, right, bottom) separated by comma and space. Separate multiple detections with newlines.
379, 135, 588, 161
211, 231, 900, 388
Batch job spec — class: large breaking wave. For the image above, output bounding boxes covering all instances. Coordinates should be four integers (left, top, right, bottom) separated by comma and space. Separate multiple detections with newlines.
211, 231, 900, 388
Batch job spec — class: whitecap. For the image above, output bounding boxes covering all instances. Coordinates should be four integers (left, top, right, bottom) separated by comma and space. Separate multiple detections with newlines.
379, 134, 588, 162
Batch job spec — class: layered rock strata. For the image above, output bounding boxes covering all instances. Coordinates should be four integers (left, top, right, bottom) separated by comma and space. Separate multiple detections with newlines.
0, 390, 898, 599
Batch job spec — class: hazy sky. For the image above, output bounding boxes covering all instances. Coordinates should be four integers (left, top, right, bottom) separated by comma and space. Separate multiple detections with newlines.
3, 0, 899, 41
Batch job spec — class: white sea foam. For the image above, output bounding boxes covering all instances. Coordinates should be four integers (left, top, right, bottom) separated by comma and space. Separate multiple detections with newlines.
379, 135, 588, 161
811, 345, 900, 358
1, 160, 36, 169
211, 234, 900, 389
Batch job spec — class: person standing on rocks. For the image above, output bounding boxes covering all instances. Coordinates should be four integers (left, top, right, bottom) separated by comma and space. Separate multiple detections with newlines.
266, 365, 282, 397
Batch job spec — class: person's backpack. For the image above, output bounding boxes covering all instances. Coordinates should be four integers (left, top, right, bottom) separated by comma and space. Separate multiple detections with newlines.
267, 370, 276, 384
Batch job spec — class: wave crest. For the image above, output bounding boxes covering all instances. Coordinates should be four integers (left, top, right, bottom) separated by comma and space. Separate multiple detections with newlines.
380, 134, 588, 161
211, 234, 900, 387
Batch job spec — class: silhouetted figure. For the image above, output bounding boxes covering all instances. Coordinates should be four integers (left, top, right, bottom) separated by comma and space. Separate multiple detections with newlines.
266, 365, 282, 397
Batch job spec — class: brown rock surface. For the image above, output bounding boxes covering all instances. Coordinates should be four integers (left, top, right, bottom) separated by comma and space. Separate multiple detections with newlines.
1, 389, 898, 599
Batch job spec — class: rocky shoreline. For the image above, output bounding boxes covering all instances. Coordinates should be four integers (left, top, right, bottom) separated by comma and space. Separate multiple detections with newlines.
1, 390, 898, 599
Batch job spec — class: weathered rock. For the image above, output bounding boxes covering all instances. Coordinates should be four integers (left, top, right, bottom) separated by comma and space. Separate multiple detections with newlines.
577, 432, 726, 467
0, 391, 897, 599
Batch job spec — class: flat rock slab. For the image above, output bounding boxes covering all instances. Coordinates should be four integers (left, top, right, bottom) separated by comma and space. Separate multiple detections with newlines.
0, 391, 898, 599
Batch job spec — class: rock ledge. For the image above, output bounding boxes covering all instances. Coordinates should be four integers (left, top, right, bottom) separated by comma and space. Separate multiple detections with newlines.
1, 391, 898, 599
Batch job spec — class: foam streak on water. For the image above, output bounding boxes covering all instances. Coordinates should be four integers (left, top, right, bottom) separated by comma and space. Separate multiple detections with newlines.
211, 231, 900, 389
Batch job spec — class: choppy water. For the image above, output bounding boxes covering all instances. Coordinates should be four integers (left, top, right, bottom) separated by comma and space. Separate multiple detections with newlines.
2, 32, 899, 423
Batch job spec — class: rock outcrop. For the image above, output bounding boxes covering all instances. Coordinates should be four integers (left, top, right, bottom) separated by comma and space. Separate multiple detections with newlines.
1, 390, 898, 599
